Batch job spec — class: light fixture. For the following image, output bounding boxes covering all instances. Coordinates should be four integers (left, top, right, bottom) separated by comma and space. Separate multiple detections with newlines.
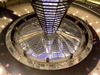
96, 21, 98, 24
3, 17, 6, 19
14, 12, 17, 14
1, 25, 4, 28
86, 15, 88, 17
0, 68, 2, 74
18, 14, 21, 16
18, 74, 21, 75
27, 11, 29, 13
82, 17, 84, 19
93, 73, 98, 75
90, 23, 92, 25
9, 19, 13, 21
25, 9, 27, 11
96, 29, 100, 32
73, 13, 75, 15
76, 11, 78, 13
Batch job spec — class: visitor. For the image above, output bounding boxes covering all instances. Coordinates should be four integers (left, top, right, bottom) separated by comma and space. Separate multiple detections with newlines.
23, 51, 27, 57
75, 20, 79, 24
14, 27, 18, 31
85, 20, 89, 27
46, 58, 49, 63
93, 33, 97, 45
93, 33, 97, 38
23, 18, 26, 22
82, 30, 87, 35
70, 53, 73, 59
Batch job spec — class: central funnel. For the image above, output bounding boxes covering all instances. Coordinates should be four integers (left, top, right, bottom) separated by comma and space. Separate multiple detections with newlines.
29, 0, 74, 34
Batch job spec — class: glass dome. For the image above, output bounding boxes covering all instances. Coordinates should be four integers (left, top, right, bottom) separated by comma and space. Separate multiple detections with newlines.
18, 17, 81, 60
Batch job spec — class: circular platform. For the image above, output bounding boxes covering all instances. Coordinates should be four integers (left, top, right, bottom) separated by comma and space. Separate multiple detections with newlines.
18, 17, 81, 60
5, 13, 93, 70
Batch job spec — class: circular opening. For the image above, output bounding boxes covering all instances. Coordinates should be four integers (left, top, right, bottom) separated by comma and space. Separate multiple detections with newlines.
18, 18, 82, 60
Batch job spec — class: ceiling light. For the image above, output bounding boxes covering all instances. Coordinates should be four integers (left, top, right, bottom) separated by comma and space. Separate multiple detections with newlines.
89, 23, 92, 25
82, 17, 84, 19
18, 14, 21, 16
96, 29, 100, 32
73, 13, 75, 15
86, 15, 88, 17
27, 11, 29, 13
96, 21, 98, 24
3, 17, 6, 19
9, 19, 13, 21
1, 25, 4, 28
0, 68, 2, 74
18, 74, 21, 75
25, 9, 27, 11
93, 73, 98, 75
76, 11, 78, 13
14, 12, 17, 14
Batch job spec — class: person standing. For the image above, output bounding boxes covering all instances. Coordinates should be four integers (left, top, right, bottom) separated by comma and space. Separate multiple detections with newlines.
46, 58, 49, 63
85, 20, 89, 27
23, 51, 27, 57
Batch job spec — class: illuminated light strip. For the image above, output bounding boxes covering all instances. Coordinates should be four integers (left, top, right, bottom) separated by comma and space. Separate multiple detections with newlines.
87, 0, 100, 5
56, 31, 80, 42
59, 35, 76, 53
19, 31, 42, 43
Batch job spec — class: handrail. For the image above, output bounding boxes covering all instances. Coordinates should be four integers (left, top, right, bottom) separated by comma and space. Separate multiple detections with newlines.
73, 1, 100, 17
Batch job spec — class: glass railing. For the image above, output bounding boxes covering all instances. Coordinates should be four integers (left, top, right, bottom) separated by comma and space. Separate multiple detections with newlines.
75, 0, 100, 8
